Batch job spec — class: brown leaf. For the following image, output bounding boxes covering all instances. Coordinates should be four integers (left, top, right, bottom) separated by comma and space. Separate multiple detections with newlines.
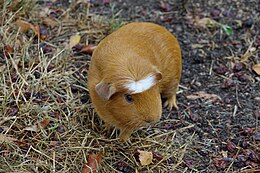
82, 153, 102, 173
138, 150, 153, 166
252, 63, 260, 75
186, 91, 221, 102
39, 118, 50, 129
79, 44, 97, 54
16, 20, 31, 32
16, 20, 39, 36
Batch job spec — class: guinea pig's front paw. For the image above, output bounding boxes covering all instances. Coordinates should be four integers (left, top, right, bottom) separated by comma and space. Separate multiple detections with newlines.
164, 94, 178, 110
118, 130, 133, 142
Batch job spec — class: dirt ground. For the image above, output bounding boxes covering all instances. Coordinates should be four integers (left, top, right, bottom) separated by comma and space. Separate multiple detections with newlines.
0, 0, 259, 172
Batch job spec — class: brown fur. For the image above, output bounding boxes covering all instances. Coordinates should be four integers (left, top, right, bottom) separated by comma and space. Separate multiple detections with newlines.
88, 22, 182, 141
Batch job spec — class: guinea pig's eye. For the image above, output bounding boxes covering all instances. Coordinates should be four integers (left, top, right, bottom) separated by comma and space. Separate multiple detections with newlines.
124, 94, 133, 103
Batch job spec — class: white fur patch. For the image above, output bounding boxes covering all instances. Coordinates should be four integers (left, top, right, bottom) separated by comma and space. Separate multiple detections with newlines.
125, 74, 156, 94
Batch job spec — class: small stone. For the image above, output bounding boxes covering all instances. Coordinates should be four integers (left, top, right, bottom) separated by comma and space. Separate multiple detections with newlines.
195, 81, 202, 87
244, 18, 254, 27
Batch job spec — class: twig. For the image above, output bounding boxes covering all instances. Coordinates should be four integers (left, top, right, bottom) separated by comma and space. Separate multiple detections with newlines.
209, 60, 214, 75
232, 105, 238, 117
235, 84, 242, 108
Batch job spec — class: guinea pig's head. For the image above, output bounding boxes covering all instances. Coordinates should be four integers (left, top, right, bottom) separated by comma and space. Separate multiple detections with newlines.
95, 71, 162, 136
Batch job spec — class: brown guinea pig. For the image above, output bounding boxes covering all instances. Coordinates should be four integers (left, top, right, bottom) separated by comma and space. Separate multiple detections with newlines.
88, 22, 182, 141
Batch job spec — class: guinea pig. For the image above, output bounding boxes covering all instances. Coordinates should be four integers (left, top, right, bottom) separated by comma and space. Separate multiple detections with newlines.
88, 22, 182, 141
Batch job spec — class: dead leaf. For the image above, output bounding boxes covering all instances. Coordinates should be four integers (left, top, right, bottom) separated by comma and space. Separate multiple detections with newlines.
67, 34, 81, 49
186, 91, 221, 102
23, 124, 38, 132
79, 44, 97, 54
16, 20, 39, 36
39, 118, 50, 129
16, 20, 31, 32
82, 153, 102, 173
252, 63, 260, 75
138, 150, 153, 166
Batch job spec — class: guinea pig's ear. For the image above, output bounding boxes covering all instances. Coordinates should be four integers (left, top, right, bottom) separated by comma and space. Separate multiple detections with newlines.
95, 81, 116, 100
154, 71, 162, 81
